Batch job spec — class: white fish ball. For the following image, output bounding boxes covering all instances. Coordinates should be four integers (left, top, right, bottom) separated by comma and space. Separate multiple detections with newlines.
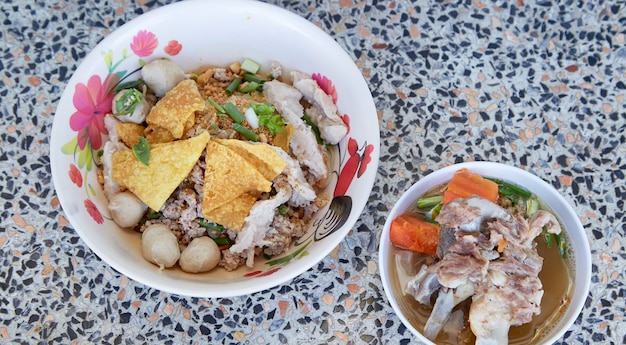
142, 224, 180, 270
141, 59, 185, 97
179, 237, 221, 273
111, 89, 150, 124
108, 191, 147, 228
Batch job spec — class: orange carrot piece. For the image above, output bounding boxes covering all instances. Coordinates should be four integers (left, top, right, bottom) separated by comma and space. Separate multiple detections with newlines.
389, 214, 440, 256
442, 168, 499, 204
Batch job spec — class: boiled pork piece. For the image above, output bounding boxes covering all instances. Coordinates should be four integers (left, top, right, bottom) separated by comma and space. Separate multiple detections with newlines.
291, 71, 348, 145
405, 265, 440, 305
262, 80, 328, 181
410, 196, 550, 344
469, 212, 547, 344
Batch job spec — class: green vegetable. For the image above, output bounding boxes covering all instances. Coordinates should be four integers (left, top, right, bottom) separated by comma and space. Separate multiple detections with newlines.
241, 58, 260, 74
278, 204, 287, 216
302, 113, 323, 144
250, 102, 275, 116
213, 237, 231, 246
526, 197, 539, 217
544, 229, 555, 248
207, 97, 225, 113
556, 233, 567, 258
233, 123, 259, 141
251, 103, 285, 135
223, 102, 246, 123
225, 77, 242, 95
243, 73, 266, 84
114, 79, 144, 93
114, 88, 143, 115
542, 225, 567, 258
431, 203, 443, 219
417, 195, 443, 210
132, 136, 150, 166
488, 178, 532, 199
259, 114, 285, 135
196, 218, 225, 232
240, 81, 261, 93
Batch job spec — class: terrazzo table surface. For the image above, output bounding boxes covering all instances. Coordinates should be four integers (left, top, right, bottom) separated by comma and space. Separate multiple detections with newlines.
1, 0, 624, 344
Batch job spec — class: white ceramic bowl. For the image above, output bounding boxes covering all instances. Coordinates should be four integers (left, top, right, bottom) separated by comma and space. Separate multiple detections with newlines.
50, 0, 379, 297
379, 162, 591, 345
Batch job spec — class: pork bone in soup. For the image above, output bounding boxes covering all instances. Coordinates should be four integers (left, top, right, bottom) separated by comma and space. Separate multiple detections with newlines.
388, 168, 573, 345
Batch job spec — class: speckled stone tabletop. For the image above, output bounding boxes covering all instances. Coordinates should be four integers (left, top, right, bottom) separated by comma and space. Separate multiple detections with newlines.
1, 0, 624, 344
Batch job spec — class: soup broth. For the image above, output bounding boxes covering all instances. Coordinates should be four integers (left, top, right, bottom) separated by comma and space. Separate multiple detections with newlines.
389, 182, 574, 344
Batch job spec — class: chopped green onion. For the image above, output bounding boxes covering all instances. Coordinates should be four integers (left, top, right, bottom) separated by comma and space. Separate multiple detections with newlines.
526, 197, 539, 217
556, 233, 567, 258
225, 77, 242, 95
302, 113, 323, 144
278, 204, 287, 216
431, 203, 443, 219
488, 178, 532, 199
145, 210, 160, 220
213, 237, 230, 246
140, 210, 161, 224
544, 232, 555, 248
242, 73, 266, 84
196, 218, 225, 231
132, 136, 150, 166
223, 102, 246, 123
207, 98, 225, 113
233, 123, 259, 141
241, 58, 260, 74
240, 81, 261, 93
196, 218, 226, 238
114, 79, 144, 93
417, 195, 443, 209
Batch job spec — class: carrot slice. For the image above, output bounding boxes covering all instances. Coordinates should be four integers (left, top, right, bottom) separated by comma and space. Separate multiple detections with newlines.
442, 168, 499, 204
389, 214, 440, 256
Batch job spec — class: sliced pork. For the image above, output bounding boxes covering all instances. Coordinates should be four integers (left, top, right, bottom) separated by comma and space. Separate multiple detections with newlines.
262, 80, 328, 181
291, 71, 348, 145
228, 175, 293, 267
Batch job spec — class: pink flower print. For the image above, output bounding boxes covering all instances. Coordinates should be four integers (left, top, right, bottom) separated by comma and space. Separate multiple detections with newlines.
312, 73, 338, 104
164, 40, 182, 56
69, 74, 118, 150
130, 30, 158, 57
69, 164, 83, 187
84, 199, 104, 224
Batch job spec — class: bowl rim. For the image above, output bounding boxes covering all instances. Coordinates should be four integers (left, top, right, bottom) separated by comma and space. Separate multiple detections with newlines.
379, 161, 591, 344
49, 0, 380, 297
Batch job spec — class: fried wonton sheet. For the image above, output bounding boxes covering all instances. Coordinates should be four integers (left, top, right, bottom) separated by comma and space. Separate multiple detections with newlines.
146, 79, 205, 139
111, 131, 210, 211
202, 141, 272, 216
116, 122, 145, 148
214, 139, 287, 181
203, 191, 261, 231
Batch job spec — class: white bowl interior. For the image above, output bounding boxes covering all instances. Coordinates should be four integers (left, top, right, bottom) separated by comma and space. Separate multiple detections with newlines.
379, 162, 591, 344
50, 0, 379, 297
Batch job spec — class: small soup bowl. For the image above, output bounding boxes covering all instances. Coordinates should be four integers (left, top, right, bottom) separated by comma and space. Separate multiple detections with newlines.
379, 161, 591, 345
